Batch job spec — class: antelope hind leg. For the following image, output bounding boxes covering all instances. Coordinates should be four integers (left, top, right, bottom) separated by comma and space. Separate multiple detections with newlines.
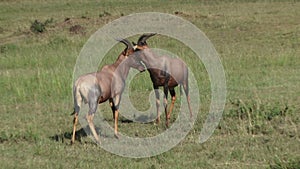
114, 110, 119, 139
86, 114, 101, 144
71, 112, 78, 144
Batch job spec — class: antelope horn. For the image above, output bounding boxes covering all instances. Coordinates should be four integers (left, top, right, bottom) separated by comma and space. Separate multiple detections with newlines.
115, 38, 134, 51
137, 33, 157, 46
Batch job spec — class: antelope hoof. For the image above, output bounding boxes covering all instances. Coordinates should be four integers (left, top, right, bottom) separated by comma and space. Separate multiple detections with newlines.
95, 139, 101, 144
166, 120, 170, 128
167, 114, 171, 119
114, 133, 119, 139
155, 118, 160, 125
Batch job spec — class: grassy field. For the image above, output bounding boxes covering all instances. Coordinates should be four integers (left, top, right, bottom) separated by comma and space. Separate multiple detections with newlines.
1, 0, 300, 168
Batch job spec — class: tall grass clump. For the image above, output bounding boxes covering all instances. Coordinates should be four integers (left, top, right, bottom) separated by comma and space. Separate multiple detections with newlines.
221, 99, 297, 136
269, 157, 300, 169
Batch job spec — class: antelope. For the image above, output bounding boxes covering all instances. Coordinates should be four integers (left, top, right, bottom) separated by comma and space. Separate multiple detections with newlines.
71, 38, 145, 144
132, 33, 192, 127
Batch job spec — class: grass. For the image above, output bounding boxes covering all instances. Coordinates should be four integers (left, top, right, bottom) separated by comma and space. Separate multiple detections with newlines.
0, 0, 300, 168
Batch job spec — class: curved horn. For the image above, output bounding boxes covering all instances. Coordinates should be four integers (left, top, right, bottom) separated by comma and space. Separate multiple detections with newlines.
115, 38, 134, 51
137, 33, 157, 46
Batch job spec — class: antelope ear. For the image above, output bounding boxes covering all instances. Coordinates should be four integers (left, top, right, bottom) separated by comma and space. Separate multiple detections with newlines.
132, 42, 137, 50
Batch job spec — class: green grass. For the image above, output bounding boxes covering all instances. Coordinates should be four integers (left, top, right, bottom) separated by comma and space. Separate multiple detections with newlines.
0, 0, 300, 168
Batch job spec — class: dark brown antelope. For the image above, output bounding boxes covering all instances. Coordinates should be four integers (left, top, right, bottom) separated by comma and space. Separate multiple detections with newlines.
71, 38, 145, 144
132, 33, 192, 127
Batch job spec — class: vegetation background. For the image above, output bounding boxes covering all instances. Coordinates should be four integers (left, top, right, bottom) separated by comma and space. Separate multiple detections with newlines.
0, 0, 299, 168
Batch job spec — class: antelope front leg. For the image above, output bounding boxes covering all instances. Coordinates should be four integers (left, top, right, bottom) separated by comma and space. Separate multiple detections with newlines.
71, 112, 78, 144
167, 89, 176, 121
167, 96, 176, 119
113, 95, 121, 139
164, 97, 169, 127
109, 98, 116, 119
163, 86, 169, 127
154, 88, 160, 124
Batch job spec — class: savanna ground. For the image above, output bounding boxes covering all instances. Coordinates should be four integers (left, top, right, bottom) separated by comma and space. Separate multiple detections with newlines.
0, 0, 300, 168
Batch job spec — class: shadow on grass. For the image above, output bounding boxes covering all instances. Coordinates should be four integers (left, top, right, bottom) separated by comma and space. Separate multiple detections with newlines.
49, 118, 135, 144
49, 127, 88, 144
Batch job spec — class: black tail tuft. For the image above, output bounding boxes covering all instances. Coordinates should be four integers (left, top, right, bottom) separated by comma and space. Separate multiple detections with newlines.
70, 109, 75, 116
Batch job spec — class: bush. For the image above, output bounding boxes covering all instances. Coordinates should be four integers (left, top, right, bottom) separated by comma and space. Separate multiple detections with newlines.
30, 18, 53, 33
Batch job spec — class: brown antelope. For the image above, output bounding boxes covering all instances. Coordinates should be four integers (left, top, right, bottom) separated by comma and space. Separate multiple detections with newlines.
71, 38, 145, 144
132, 33, 192, 127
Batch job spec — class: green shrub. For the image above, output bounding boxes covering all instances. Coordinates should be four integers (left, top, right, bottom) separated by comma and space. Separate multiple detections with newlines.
99, 11, 111, 17
30, 18, 54, 33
